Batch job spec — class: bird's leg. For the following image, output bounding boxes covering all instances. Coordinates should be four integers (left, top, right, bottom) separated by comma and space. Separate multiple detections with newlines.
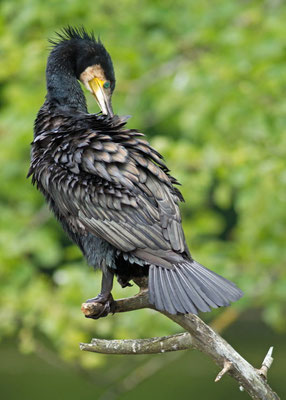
85, 267, 115, 319
117, 276, 133, 288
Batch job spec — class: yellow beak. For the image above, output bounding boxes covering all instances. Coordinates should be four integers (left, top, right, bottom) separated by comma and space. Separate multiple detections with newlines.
88, 78, 114, 118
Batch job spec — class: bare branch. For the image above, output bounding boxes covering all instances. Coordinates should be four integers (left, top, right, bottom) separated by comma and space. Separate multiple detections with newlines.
81, 288, 151, 317
80, 281, 280, 400
80, 332, 192, 355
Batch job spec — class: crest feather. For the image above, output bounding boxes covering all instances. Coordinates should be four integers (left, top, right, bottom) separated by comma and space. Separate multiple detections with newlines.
49, 26, 98, 48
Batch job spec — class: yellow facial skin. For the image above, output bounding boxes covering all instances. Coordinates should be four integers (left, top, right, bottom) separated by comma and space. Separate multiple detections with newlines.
88, 77, 114, 117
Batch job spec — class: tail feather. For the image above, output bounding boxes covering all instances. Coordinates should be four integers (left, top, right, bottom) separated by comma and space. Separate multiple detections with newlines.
185, 264, 232, 306
164, 269, 186, 313
169, 269, 198, 314
189, 262, 240, 303
176, 266, 212, 312
149, 266, 164, 311
148, 260, 243, 315
158, 268, 177, 315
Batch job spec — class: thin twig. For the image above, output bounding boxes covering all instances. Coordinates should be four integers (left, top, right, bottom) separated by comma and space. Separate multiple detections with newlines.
215, 360, 233, 382
257, 347, 274, 380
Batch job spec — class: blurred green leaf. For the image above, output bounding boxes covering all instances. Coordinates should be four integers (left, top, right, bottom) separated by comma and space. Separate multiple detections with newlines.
0, 0, 285, 369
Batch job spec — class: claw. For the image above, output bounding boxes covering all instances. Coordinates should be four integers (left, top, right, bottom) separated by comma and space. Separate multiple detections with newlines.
84, 293, 114, 319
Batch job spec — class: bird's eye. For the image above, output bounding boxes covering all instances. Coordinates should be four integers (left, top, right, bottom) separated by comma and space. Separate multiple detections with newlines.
103, 81, 110, 89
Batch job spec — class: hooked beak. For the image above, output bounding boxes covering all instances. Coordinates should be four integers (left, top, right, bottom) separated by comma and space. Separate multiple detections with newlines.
88, 78, 114, 118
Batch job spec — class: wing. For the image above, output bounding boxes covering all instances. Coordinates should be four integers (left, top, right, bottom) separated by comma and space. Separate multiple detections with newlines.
32, 117, 189, 267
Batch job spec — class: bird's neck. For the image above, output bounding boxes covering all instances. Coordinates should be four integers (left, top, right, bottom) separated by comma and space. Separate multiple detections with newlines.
46, 56, 88, 112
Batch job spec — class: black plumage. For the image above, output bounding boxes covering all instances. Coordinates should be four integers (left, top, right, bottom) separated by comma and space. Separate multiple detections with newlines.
28, 27, 243, 317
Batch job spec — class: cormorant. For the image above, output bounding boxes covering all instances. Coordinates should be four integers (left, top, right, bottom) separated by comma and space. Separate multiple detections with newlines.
28, 27, 243, 318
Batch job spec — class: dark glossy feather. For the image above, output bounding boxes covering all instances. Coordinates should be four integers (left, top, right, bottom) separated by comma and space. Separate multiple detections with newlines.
29, 103, 187, 268
29, 31, 243, 315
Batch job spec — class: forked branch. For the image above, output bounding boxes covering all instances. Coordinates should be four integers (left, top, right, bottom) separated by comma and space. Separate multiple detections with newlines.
80, 279, 279, 400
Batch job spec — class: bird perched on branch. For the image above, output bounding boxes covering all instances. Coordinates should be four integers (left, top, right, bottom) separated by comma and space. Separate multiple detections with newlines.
28, 27, 243, 318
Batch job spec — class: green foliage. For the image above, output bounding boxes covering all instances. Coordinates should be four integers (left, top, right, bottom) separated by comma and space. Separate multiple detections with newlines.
0, 0, 285, 368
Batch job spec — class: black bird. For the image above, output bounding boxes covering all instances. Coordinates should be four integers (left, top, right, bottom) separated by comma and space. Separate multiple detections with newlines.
28, 27, 243, 317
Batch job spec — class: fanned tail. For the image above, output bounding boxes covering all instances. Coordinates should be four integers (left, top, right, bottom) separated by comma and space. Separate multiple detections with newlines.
148, 260, 243, 315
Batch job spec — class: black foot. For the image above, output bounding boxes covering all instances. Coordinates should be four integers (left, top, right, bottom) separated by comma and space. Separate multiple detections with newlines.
117, 276, 133, 288
85, 293, 115, 319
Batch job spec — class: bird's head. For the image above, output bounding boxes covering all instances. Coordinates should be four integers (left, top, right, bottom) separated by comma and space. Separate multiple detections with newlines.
48, 27, 115, 117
